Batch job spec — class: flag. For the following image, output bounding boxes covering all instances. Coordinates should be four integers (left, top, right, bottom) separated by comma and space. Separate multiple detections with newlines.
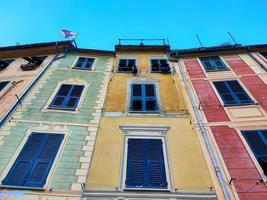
60, 29, 78, 38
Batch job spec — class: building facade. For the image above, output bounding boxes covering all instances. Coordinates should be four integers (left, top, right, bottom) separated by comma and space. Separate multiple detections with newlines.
173, 44, 267, 200
0, 44, 114, 199
84, 44, 217, 199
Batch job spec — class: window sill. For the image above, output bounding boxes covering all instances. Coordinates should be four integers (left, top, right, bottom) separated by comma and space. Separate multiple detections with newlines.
223, 102, 257, 107
47, 107, 78, 112
0, 184, 45, 191
123, 187, 170, 192
72, 67, 92, 71
206, 69, 230, 72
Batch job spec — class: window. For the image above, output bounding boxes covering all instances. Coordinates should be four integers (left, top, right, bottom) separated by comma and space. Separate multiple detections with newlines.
200, 56, 228, 72
49, 84, 84, 111
260, 52, 267, 60
118, 59, 136, 72
242, 130, 267, 176
73, 57, 94, 70
0, 81, 10, 92
2, 132, 64, 188
125, 138, 168, 189
213, 80, 254, 106
150, 59, 170, 73
130, 84, 158, 112
0, 59, 14, 71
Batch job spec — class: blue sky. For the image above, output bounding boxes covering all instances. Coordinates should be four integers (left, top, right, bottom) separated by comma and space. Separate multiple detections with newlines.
0, 0, 266, 50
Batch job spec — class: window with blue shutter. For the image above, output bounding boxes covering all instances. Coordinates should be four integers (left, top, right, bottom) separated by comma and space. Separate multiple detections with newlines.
150, 59, 170, 73
2, 132, 64, 188
213, 80, 254, 106
118, 59, 136, 72
49, 84, 84, 111
130, 84, 158, 112
73, 57, 94, 70
0, 81, 10, 92
200, 56, 228, 72
242, 130, 267, 176
260, 52, 267, 60
126, 138, 167, 189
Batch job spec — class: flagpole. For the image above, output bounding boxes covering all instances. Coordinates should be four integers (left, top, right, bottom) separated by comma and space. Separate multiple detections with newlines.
72, 32, 79, 48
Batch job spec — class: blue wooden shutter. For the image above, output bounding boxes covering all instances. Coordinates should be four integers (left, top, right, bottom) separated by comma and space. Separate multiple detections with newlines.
130, 84, 142, 111
147, 139, 167, 188
126, 139, 145, 188
2, 133, 64, 187
126, 139, 167, 189
144, 84, 157, 111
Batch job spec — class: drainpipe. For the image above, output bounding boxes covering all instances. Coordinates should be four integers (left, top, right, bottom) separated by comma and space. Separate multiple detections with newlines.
0, 51, 62, 127
171, 55, 232, 200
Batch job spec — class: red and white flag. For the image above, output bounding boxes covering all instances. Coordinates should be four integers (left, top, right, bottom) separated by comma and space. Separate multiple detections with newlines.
60, 29, 78, 38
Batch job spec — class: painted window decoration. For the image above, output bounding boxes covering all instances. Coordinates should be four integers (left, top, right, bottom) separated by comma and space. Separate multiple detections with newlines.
118, 59, 137, 73
130, 83, 158, 112
49, 84, 84, 111
200, 56, 228, 72
151, 59, 170, 73
2, 132, 64, 188
0, 59, 14, 71
0, 81, 10, 92
213, 80, 254, 106
73, 57, 94, 70
260, 52, 267, 60
242, 130, 267, 176
125, 138, 168, 189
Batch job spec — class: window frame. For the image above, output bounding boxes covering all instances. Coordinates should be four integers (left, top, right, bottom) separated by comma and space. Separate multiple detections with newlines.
0, 80, 11, 94
241, 129, 267, 180
72, 56, 96, 71
212, 79, 255, 107
119, 125, 172, 191
126, 79, 161, 114
116, 56, 138, 73
0, 129, 67, 190
0, 59, 15, 71
149, 57, 170, 73
199, 56, 229, 72
43, 81, 87, 113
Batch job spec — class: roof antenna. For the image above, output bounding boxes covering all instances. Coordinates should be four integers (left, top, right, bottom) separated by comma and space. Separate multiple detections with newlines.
196, 34, 204, 48
227, 32, 238, 45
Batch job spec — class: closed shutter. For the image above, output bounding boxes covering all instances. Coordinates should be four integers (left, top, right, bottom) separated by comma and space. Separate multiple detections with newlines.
126, 138, 167, 189
3, 133, 64, 187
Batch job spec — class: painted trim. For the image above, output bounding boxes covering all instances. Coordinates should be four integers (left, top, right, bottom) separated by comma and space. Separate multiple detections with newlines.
42, 79, 89, 114
119, 125, 173, 191
125, 77, 162, 114
71, 55, 97, 71
0, 125, 69, 190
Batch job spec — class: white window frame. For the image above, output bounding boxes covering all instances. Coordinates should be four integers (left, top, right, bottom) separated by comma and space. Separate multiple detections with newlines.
71, 56, 97, 71
125, 77, 162, 114
119, 125, 173, 191
0, 126, 69, 190
116, 56, 138, 73
42, 79, 88, 114
148, 56, 169, 73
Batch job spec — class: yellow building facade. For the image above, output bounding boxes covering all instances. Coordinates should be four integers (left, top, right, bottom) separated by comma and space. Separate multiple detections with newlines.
84, 44, 216, 199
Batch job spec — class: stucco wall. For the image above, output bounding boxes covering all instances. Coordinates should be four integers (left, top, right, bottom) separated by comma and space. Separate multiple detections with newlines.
86, 117, 213, 192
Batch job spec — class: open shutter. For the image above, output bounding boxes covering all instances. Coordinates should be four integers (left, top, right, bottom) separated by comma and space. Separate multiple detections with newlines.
147, 139, 167, 188
2, 133, 46, 186
126, 139, 145, 188
25, 134, 64, 187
